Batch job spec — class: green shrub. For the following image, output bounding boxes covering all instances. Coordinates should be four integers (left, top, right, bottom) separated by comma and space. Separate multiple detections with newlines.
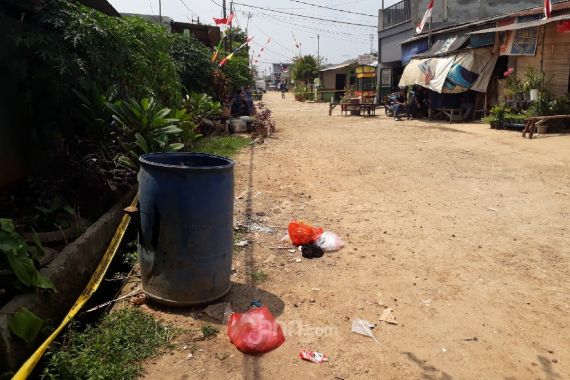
106, 98, 185, 169
43, 307, 174, 379
170, 33, 216, 95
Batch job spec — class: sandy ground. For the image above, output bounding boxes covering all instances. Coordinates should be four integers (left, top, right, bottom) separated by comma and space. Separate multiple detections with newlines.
138, 91, 570, 379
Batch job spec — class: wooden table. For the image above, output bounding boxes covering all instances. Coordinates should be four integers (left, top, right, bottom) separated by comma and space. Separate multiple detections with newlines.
429, 108, 465, 124
359, 103, 376, 116
522, 114, 570, 139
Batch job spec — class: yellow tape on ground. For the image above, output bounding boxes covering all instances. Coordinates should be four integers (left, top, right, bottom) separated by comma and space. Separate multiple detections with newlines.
12, 196, 137, 380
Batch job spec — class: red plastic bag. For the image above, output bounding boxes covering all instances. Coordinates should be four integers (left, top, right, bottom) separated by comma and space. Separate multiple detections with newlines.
288, 220, 323, 246
227, 306, 285, 355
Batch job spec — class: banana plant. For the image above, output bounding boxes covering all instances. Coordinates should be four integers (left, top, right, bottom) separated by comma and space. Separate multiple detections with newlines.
106, 97, 184, 169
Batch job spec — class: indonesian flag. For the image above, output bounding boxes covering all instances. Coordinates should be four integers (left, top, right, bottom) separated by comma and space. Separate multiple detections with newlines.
416, 0, 434, 34
213, 13, 235, 26
544, 0, 552, 19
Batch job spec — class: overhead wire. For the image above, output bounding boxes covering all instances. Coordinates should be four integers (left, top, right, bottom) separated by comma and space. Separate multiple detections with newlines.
286, 0, 376, 17
246, 8, 370, 41
232, 2, 377, 28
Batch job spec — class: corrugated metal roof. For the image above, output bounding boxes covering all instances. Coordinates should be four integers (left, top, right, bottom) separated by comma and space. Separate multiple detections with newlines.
403, 0, 570, 45
319, 59, 358, 72
471, 13, 570, 34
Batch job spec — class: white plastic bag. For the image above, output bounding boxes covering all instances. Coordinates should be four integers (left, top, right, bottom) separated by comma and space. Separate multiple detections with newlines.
351, 319, 380, 344
315, 231, 344, 251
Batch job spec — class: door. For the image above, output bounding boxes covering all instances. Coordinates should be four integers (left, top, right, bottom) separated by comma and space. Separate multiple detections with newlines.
335, 73, 346, 101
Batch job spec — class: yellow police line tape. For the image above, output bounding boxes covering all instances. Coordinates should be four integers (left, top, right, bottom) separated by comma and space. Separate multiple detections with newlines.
12, 196, 138, 380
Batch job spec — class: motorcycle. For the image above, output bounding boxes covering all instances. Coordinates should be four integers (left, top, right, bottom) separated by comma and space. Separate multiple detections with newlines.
384, 92, 400, 117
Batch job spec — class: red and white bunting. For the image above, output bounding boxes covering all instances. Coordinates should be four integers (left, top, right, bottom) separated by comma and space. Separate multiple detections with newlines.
416, 0, 434, 35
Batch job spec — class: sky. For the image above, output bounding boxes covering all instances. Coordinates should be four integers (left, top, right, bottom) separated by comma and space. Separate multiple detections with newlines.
107, 0, 401, 74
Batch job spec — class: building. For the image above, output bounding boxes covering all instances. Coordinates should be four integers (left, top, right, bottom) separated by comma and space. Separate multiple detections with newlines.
318, 59, 359, 102
270, 63, 293, 85
170, 22, 221, 49
123, 14, 221, 49
397, 1, 570, 114
377, 0, 546, 100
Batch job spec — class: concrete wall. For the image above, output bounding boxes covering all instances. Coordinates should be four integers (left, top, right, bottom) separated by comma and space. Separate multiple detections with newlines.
379, 22, 415, 63
411, 0, 542, 28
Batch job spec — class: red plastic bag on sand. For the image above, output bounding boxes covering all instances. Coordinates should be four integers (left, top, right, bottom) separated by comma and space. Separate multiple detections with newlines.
288, 220, 324, 246
227, 306, 285, 355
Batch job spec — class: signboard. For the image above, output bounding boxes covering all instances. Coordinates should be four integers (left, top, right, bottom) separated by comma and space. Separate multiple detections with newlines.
357, 54, 376, 66
401, 39, 429, 65
500, 28, 538, 56
499, 15, 540, 56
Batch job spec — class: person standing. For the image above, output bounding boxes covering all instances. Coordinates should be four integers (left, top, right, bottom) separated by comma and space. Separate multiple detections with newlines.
279, 82, 287, 100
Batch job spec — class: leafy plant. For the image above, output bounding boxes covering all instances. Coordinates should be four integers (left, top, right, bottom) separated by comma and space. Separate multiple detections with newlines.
504, 73, 522, 97
527, 94, 570, 116
201, 323, 219, 338
522, 65, 545, 91
106, 98, 184, 169
0, 219, 55, 290
43, 307, 174, 379
8, 307, 45, 344
170, 33, 215, 96
33, 196, 76, 231
182, 93, 223, 124
483, 104, 510, 126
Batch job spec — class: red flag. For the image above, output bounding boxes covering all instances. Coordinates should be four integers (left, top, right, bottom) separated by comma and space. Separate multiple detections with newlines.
416, 0, 434, 34
544, 0, 552, 19
213, 13, 235, 26
227, 13, 235, 26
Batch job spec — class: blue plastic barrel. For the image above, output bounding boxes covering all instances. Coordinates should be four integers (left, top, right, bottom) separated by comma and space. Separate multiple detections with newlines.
137, 153, 234, 306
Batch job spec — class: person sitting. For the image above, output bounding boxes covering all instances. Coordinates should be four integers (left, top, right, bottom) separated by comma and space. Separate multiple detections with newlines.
244, 85, 255, 112
460, 91, 476, 121
393, 88, 407, 121
231, 91, 251, 117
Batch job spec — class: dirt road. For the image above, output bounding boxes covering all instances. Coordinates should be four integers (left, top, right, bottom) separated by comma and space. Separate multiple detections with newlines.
141, 91, 570, 379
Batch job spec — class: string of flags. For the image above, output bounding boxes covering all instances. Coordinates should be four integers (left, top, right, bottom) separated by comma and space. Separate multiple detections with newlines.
219, 37, 255, 67
253, 37, 272, 65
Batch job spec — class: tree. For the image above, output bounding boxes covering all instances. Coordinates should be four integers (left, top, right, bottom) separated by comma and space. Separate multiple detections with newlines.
170, 33, 216, 96
292, 55, 319, 90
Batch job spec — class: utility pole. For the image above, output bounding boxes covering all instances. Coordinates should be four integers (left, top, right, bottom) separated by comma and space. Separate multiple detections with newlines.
317, 34, 320, 69
158, 0, 162, 25
229, 1, 234, 51
222, 0, 227, 19
245, 12, 252, 36
369, 34, 374, 53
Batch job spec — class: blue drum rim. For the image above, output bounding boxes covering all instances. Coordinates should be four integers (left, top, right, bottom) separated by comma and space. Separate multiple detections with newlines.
139, 152, 235, 171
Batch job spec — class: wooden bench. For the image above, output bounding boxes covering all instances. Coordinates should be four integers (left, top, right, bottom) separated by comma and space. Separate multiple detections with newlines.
429, 108, 465, 124
522, 114, 570, 139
